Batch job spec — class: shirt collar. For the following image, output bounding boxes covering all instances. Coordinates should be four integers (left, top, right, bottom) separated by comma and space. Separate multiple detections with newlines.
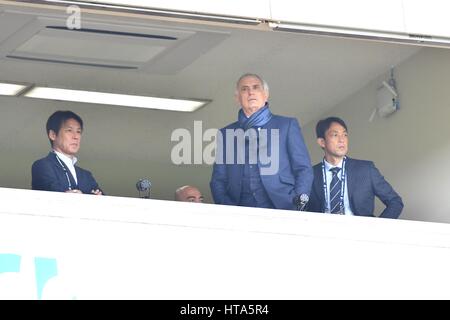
53, 150, 78, 166
324, 158, 343, 171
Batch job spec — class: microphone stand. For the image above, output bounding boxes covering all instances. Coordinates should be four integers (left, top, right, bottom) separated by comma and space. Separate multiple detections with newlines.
293, 194, 309, 211
138, 189, 150, 199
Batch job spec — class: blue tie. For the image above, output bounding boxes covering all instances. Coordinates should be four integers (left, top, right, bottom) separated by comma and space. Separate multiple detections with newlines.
329, 167, 342, 214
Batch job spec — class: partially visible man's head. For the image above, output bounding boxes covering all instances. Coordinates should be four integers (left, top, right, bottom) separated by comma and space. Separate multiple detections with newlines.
175, 185, 204, 203
46, 111, 83, 157
235, 73, 269, 117
316, 117, 349, 159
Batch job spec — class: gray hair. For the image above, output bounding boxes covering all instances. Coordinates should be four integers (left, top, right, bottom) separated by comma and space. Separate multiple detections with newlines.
235, 73, 269, 95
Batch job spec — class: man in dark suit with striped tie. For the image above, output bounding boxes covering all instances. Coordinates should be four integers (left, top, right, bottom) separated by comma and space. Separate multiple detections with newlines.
32, 110, 103, 195
307, 117, 403, 218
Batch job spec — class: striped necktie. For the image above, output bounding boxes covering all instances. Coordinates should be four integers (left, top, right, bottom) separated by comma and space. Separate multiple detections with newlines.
329, 167, 342, 214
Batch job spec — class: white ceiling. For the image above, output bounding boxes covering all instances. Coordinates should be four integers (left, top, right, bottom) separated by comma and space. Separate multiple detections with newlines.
0, 1, 420, 200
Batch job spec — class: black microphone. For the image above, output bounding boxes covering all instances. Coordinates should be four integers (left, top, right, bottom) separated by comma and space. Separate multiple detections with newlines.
293, 194, 309, 211
136, 179, 152, 198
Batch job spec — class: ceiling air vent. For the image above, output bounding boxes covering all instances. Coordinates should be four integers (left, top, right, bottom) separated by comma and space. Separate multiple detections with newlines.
0, 12, 229, 73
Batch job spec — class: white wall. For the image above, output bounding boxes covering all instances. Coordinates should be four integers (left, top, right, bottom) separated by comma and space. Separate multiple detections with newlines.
302, 47, 450, 223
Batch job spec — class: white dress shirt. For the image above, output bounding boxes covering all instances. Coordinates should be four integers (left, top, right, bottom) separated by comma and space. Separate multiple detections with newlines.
54, 150, 78, 184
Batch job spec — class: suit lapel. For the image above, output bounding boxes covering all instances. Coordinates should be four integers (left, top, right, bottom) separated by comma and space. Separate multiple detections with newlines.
314, 164, 325, 211
345, 157, 355, 203
48, 152, 67, 177
258, 116, 275, 165
68, 167, 78, 189
76, 166, 85, 190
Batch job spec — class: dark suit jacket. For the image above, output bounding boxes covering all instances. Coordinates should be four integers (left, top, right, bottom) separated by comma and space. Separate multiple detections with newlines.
307, 157, 403, 218
210, 115, 313, 210
32, 152, 102, 194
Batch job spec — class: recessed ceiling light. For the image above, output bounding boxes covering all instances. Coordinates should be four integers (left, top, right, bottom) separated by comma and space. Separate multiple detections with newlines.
0, 83, 28, 96
24, 87, 209, 112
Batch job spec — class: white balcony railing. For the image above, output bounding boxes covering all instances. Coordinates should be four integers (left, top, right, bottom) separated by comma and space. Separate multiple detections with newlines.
1, 187, 450, 299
